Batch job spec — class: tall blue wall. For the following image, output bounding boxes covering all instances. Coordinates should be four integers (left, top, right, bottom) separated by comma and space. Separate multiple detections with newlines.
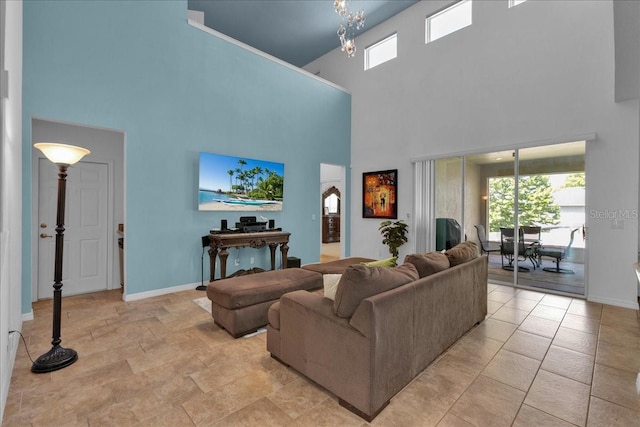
22, 0, 351, 312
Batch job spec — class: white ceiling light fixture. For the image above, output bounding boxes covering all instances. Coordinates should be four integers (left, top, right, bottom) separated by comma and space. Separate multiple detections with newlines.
334, 0, 365, 58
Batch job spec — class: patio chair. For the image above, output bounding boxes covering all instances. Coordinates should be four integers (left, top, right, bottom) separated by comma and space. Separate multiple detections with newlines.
521, 225, 542, 266
500, 227, 537, 271
474, 225, 500, 255
538, 228, 579, 274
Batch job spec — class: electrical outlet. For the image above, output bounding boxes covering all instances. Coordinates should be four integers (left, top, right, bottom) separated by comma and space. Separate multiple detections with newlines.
234, 258, 240, 266
250, 257, 254, 265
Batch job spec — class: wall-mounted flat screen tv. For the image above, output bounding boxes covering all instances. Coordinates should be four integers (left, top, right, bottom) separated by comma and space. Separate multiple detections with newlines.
198, 152, 284, 211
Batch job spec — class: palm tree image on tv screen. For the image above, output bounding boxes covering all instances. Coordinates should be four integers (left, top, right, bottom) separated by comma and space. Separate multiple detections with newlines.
198, 152, 284, 211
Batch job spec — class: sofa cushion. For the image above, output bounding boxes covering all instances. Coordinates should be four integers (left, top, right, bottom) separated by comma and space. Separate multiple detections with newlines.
333, 263, 419, 318
323, 274, 342, 300
445, 241, 479, 267
361, 256, 397, 267
403, 252, 450, 278
302, 257, 376, 275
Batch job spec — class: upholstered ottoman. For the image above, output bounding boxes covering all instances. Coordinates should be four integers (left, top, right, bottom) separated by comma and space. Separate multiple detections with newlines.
206, 268, 322, 338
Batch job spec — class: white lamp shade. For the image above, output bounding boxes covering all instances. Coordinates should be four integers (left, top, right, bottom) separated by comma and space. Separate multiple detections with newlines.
34, 142, 90, 166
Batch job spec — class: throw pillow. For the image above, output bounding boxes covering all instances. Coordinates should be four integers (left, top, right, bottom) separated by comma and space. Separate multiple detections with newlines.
322, 273, 342, 301
404, 252, 450, 278
445, 241, 479, 267
361, 256, 397, 268
333, 263, 419, 318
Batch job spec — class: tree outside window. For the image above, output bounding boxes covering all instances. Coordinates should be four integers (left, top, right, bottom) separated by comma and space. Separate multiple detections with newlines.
488, 175, 561, 231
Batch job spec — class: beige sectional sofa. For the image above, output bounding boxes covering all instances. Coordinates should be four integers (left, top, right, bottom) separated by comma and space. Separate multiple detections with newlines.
267, 242, 488, 421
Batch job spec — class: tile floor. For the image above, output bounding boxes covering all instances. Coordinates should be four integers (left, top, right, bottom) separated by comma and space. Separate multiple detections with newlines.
2, 283, 640, 426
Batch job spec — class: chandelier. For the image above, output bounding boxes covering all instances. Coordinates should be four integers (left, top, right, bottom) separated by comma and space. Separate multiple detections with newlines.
334, 0, 365, 58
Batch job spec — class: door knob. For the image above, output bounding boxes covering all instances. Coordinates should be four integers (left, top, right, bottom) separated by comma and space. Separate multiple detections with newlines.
40, 233, 53, 238
40, 223, 47, 228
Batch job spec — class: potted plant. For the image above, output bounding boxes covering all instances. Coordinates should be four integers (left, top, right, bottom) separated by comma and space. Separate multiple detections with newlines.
379, 220, 409, 259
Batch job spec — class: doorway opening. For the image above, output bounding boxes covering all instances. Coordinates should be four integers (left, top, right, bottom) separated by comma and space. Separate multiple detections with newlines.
320, 164, 345, 263
32, 118, 125, 300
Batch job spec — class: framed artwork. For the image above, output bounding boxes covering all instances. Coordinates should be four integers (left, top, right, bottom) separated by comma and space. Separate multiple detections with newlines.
362, 169, 397, 219
198, 152, 284, 212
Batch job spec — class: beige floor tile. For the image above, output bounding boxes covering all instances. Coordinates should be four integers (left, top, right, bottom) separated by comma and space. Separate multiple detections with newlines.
541, 345, 594, 384
515, 289, 546, 301
372, 376, 455, 427
561, 312, 600, 335
139, 406, 196, 427
539, 294, 572, 309
212, 397, 293, 426
182, 370, 283, 425
288, 398, 365, 427
530, 305, 567, 322
601, 305, 638, 324
524, 370, 590, 425
436, 413, 475, 426
419, 352, 483, 398
587, 396, 640, 427
467, 318, 518, 342
591, 364, 640, 412
5, 285, 640, 427
598, 324, 640, 351
502, 330, 552, 361
567, 299, 603, 319
446, 333, 503, 368
487, 300, 504, 315
494, 285, 518, 294
504, 297, 539, 311
518, 315, 560, 339
553, 327, 597, 356
491, 306, 530, 325
488, 290, 515, 303
267, 377, 329, 419
512, 404, 575, 427
482, 349, 540, 391
450, 375, 525, 427
596, 339, 640, 373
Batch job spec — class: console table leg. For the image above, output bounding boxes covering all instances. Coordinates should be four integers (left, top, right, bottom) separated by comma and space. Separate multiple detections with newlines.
268, 243, 277, 270
219, 248, 229, 279
281, 243, 289, 268
209, 247, 218, 282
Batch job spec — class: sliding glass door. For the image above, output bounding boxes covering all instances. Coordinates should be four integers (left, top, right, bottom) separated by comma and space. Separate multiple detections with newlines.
516, 142, 586, 295
430, 141, 586, 296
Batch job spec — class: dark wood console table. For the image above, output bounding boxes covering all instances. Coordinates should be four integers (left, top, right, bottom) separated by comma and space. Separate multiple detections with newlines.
208, 230, 290, 281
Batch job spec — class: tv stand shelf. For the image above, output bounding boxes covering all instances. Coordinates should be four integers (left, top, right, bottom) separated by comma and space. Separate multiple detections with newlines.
208, 230, 290, 280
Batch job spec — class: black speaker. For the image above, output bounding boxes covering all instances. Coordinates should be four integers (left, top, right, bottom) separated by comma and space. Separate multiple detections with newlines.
268, 219, 275, 229
221, 219, 228, 230
287, 257, 301, 268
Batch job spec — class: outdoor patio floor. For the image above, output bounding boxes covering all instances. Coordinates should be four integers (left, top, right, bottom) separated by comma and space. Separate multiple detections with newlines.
487, 253, 585, 296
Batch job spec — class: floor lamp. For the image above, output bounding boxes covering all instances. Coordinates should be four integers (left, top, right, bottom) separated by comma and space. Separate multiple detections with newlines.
32, 142, 90, 373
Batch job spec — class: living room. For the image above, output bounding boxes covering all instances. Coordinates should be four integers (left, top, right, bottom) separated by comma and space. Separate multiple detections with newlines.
2, 0, 639, 424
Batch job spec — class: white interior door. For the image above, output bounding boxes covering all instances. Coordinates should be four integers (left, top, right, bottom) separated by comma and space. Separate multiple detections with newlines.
38, 160, 109, 299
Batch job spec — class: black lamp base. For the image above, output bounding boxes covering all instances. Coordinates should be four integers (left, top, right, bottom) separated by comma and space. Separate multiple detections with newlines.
195, 284, 207, 291
31, 345, 78, 373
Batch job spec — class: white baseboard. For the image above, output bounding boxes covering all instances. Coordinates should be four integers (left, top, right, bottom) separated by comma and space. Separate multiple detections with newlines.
124, 282, 200, 302
588, 295, 639, 310
22, 311, 34, 321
